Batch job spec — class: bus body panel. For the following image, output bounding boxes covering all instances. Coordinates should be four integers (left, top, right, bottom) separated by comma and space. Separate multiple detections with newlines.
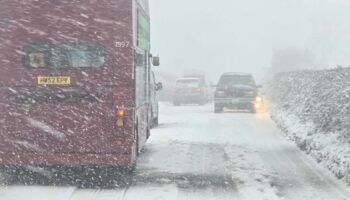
0, 0, 150, 167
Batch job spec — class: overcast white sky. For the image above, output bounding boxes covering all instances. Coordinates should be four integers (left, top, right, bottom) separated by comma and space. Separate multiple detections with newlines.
150, 0, 350, 82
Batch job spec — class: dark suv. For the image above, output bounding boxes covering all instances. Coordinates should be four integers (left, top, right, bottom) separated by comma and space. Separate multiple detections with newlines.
214, 73, 259, 113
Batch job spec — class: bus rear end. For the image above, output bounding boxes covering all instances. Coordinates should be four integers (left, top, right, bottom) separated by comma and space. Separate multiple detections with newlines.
0, 0, 137, 169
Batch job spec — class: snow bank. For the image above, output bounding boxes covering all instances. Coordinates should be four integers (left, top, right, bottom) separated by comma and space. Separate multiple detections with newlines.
267, 67, 350, 184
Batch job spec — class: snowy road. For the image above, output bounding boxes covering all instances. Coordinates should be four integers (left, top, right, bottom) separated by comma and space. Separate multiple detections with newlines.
1, 103, 350, 200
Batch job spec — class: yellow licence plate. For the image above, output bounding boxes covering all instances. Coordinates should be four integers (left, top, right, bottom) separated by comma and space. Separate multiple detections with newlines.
37, 76, 71, 85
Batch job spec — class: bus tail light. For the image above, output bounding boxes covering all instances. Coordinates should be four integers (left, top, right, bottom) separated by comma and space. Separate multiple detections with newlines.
116, 108, 125, 127
116, 109, 125, 117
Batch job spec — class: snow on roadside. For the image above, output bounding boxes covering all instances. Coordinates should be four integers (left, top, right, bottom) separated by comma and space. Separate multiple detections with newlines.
267, 67, 350, 185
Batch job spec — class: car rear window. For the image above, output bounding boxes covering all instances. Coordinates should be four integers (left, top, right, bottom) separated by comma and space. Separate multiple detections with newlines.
23, 42, 106, 69
219, 75, 255, 86
176, 79, 199, 87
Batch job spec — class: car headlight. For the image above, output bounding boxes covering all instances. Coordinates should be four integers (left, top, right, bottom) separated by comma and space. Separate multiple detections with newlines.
255, 102, 262, 109
256, 96, 263, 102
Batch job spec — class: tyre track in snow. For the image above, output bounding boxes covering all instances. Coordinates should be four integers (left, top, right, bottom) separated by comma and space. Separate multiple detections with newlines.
136, 141, 238, 189
254, 132, 350, 200
136, 104, 283, 199
219, 108, 350, 200
135, 140, 239, 200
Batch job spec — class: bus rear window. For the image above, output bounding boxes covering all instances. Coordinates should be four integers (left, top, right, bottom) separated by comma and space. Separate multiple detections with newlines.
23, 42, 106, 69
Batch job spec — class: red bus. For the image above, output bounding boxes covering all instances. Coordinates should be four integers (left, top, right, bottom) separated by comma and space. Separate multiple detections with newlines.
0, 0, 158, 173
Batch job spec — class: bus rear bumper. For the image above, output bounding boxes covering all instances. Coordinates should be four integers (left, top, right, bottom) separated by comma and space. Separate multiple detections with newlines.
0, 148, 135, 168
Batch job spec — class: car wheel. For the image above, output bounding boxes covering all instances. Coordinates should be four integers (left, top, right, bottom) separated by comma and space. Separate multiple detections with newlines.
153, 116, 159, 126
214, 104, 223, 113
146, 126, 150, 139
250, 106, 256, 114
199, 98, 205, 106
173, 101, 180, 106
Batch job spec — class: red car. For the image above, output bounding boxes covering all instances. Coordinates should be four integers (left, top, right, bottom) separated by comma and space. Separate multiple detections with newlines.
0, 0, 158, 173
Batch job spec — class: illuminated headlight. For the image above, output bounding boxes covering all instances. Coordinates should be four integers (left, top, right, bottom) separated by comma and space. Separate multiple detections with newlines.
256, 96, 263, 102
255, 102, 262, 109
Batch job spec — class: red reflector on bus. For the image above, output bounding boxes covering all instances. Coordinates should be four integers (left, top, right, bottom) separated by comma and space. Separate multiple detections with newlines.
116, 119, 124, 127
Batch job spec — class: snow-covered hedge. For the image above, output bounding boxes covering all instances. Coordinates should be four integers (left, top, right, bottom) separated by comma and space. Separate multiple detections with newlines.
268, 67, 350, 184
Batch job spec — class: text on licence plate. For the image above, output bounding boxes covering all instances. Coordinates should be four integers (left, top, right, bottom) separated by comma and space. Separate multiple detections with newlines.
37, 76, 71, 85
